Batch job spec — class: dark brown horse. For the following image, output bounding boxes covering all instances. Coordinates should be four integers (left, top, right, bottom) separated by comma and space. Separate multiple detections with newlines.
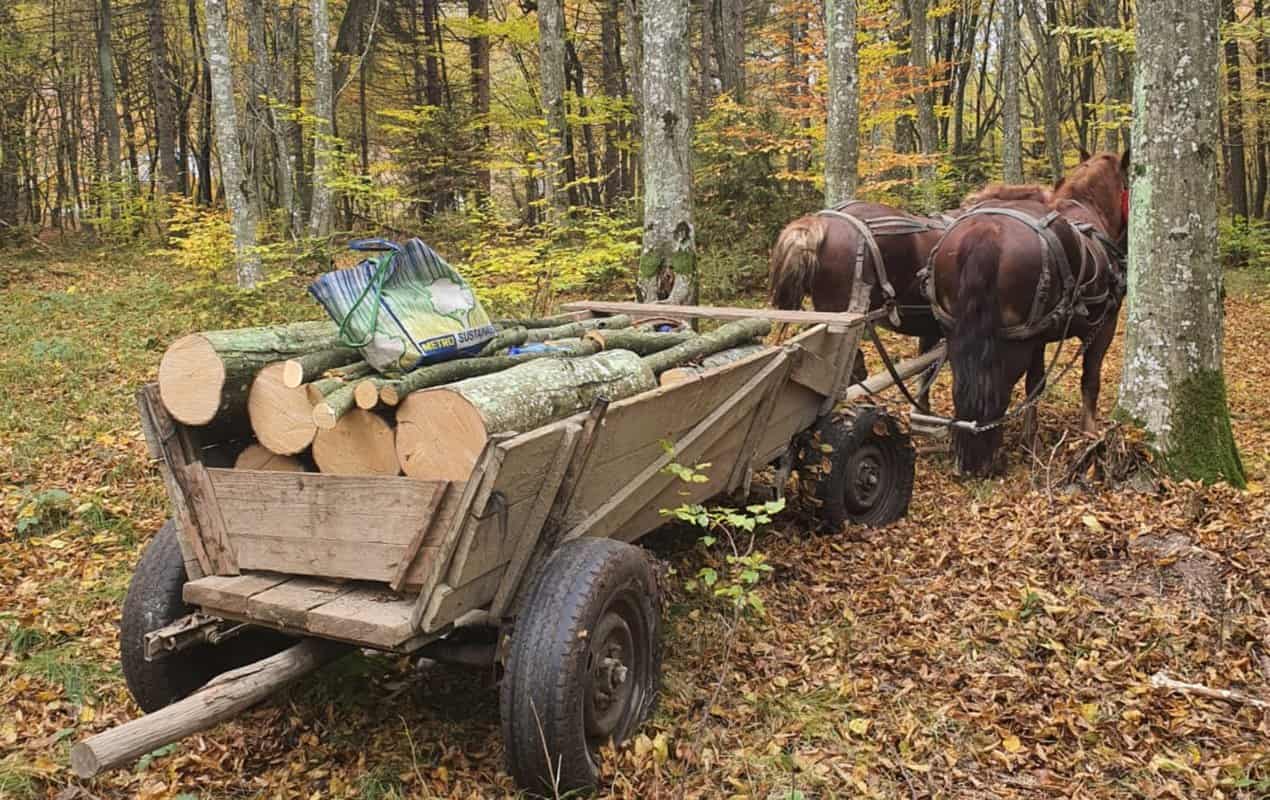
769, 201, 953, 395
928, 152, 1129, 475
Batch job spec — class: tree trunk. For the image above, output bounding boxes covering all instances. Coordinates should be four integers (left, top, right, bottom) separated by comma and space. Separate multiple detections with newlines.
637, 0, 695, 306
158, 321, 341, 427
600, 0, 624, 203
468, 0, 491, 199
271, 4, 301, 235
1222, 0, 1249, 219
1100, 0, 1126, 153
1000, 0, 1023, 182
539, 0, 569, 221
1025, 0, 1064, 180
1255, 0, 1270, 219
147, 0, 180, 195
824, 0, 860, 205
96, 0, 121, 183
244, 0, 269, 221
309, 0, 335, 237
711, 0, 744, 102
623, 0, 643, 196
204, 0, 262, 286
1118, 0, 1244, 486
908, 0, 940, 207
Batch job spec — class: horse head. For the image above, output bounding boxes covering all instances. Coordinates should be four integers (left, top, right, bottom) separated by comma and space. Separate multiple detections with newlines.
1053, 151, 1130, 240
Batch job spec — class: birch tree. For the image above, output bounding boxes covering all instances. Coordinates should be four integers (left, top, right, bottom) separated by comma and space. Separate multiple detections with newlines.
1118, 0, 1244, 485
1000, 0, 1023, 183
308, 0, 334, 237
636, 0, 695, 305
538, 0, 568, 220
824, 0, 859, 206
204, 0, 262, 287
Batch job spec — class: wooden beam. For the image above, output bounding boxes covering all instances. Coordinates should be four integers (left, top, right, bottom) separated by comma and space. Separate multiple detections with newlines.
561, 301, 885, 327
136, 385, 211, 579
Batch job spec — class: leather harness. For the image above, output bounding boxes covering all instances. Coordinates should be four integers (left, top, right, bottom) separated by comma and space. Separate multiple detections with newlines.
922, 202, 1126, 341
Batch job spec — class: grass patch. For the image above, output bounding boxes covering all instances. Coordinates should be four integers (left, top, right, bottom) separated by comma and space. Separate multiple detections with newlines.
16, 644, 114, 705
0, 756, 38, 800
3, 623, 46, 658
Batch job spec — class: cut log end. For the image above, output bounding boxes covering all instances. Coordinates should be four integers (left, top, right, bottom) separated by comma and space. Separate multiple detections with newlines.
247, 363, 318, 455
659, 367, 698, 387
312, 402, 339, 431
282, 360, 305, 388
380, 383, 402, 407
158, 334, 225, 425
396, 390, 488, 480
313, 409, 400, 475
354, 379, 380, 410
234, 443, 306, 472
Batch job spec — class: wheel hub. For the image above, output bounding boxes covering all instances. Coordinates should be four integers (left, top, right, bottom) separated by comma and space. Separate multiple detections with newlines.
845, 443, 886, 511
585, 609, 639, 742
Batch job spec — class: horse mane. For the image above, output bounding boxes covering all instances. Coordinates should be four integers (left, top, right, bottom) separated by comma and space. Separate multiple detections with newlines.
1053, 152, 1121, 207
964, 184, 1053, 206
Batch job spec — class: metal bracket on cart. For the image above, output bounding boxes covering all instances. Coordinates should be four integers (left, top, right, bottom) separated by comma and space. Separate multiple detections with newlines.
143, 612, 246, 661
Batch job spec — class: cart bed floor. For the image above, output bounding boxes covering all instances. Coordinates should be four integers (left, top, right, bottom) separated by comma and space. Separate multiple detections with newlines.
185, 572, 423, 651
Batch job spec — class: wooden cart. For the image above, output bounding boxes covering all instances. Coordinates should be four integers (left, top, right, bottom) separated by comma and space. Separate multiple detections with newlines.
75, 302, 940, 793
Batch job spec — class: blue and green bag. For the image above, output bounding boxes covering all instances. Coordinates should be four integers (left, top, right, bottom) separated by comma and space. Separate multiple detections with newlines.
308, 238, 496, 375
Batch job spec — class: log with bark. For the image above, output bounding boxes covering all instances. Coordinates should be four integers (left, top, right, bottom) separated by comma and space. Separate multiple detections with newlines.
312, 409, 399, 475
477, 314, 632, 356
394, 319, 770, 480
491, 313, 581, 330
378, 343, 605, 406
234, 443, 306, 472
583, 328, 698, 355
353, 377, 391, 410
158, 321, 341, 426
311, 382, 360, 430
658, 343, 767, 386
246, 363, 319, 455
70, 639, 348, 778
281, 348, 362, 388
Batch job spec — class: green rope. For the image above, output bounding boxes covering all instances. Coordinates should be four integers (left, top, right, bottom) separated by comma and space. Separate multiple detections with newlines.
336, 252, 394, 348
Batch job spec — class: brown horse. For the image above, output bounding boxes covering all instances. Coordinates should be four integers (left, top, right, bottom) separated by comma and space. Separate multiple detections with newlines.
928, 152, 1129, 475
769, 201, 952, 391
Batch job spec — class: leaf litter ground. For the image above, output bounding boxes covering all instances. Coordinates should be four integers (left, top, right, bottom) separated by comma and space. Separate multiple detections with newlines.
0, 250, 1267, 799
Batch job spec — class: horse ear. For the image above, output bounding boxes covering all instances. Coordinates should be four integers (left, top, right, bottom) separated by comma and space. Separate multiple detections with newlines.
1120, 147, 1131, 174
1079, 148, 1092, 162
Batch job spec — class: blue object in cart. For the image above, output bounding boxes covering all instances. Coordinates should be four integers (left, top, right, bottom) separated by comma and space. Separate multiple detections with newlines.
507, 343, 566, 356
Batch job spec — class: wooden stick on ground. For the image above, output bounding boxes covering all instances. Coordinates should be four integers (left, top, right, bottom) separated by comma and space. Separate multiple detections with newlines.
1149, 671, 1270, 710
281, 348, 361, 388
70, 639, 348, 778
247, 363, 319, 455
312, 408, 400, 475
157, 321, 342, 426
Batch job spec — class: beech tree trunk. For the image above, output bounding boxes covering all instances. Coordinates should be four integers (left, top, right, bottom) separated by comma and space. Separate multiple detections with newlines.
308, 0, 335, 237
824, 0, 860, 205
1026, 0, 1064, 180
539, 0, 568, 220
908, 0, 939, 205
637, 0, 696, 306
147, 0, 180, 195
469, 0, 491, 198
1118, 0, 1245, 486
1000, 0, 1023, 183
1100, 0, 1127, 153
204, 0, 262, 286
1222, 0, 1249, 219
96, 0, 121, 183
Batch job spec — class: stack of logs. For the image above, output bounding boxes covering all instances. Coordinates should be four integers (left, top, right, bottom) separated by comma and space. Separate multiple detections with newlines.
156, 314, 771, 480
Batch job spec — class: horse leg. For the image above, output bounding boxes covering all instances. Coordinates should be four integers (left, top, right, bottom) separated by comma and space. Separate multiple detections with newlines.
915, 332, 942, 409
1022, 344, 1046, 452
1080, 322, 1117, 435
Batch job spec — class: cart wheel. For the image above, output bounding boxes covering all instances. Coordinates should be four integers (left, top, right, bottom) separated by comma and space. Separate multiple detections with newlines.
119, 520, 292, 712
500, 538, 662, 795
800, 407, 915, 529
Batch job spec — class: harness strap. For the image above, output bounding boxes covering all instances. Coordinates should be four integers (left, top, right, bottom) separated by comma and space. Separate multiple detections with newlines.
816, 208, 901, 325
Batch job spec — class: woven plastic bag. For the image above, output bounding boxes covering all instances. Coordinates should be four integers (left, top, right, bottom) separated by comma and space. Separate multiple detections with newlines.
308, 238, 496, 374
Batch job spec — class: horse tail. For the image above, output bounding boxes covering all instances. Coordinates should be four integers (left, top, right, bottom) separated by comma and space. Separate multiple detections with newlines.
948, 229, 1005, 475
768, 217, 827, 309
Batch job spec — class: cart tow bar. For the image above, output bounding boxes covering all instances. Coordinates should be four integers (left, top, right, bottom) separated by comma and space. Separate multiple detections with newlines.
143, 612, 247, 661
908, 412, 981, 434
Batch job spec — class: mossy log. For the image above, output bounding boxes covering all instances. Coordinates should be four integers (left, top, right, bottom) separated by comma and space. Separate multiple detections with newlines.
312, 409, 399, 475
395, 350, 657, 479
378, 342, 604, 406
640, 319, 771, 375
491, 313, 581, 330
247, 362, 319, 454
312, 383, 360, 430
158, 321, 341, 426
280, 348, 361, 388
234, 443, 306, 472
583, 328, 698, 355
658, 343, 767, 386
477, 315, 632, 356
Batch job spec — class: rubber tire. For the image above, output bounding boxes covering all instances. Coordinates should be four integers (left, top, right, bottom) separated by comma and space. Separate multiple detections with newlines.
800, 407, 916, 530
500, 538, 662, 796
119, 520, 292, 712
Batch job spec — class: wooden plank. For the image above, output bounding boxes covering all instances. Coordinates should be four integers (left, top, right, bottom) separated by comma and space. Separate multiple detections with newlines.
564, 353, 788, 542
486, 424, 581, 619
821, 325, 865, 415
136, 385, 210, 579
788, 347, 836, 397
183, 462, 238, 575
421, 566, 507, 634
410, 441, 507, 630
205, 470, 449, 545
246, 578, 352, 629
726, 351, 797, 492
562, 300, 883, 327
230, 534, 436, 584
182, 572, 291, 615
389, 482, 451, 592
304, 589, 416, 648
